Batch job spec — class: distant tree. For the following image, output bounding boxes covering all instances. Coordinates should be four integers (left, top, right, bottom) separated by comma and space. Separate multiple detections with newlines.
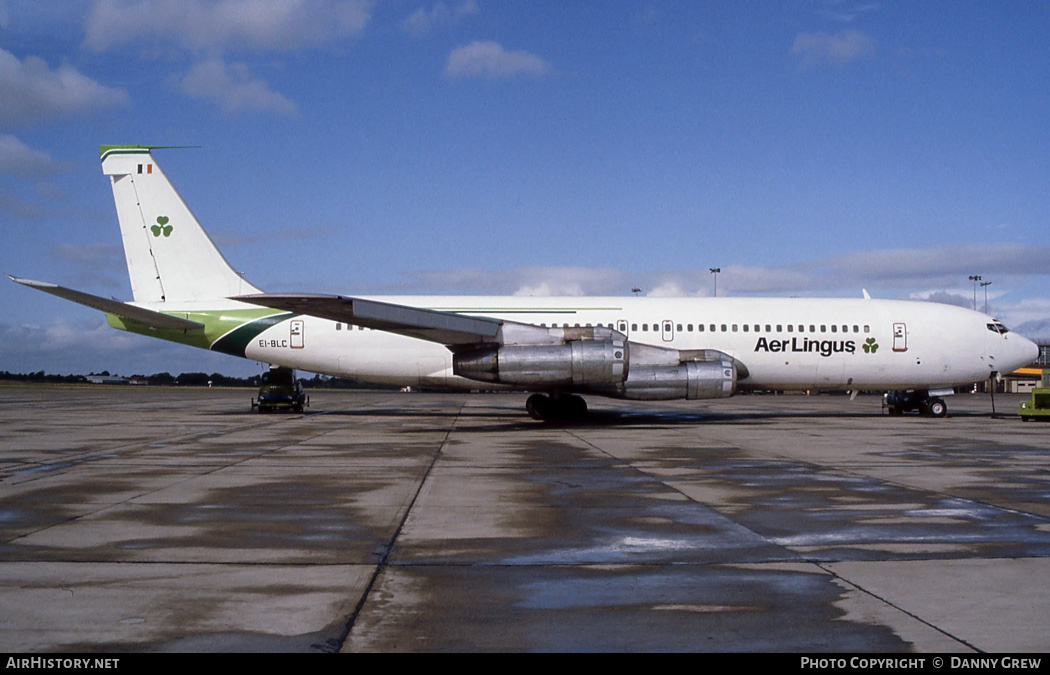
176, 372, 211, 386
147, 372, 175, 386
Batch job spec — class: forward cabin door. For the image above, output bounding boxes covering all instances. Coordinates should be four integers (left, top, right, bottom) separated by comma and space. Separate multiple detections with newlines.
893, 323, 907, 352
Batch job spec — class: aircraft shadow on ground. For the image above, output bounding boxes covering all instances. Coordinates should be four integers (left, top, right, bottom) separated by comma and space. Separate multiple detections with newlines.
218, 403, 1002, 431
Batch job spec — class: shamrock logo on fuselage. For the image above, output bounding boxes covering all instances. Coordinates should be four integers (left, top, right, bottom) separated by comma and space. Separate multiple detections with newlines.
150, 216, 172, 237
862, 337, 879, 353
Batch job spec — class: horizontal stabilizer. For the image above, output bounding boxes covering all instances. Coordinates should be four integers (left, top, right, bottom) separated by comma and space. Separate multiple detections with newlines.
235, 293, 503, 346
8, 275, 204, 331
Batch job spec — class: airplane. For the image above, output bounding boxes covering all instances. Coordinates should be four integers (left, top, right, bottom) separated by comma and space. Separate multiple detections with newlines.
9, 145, 1039, 420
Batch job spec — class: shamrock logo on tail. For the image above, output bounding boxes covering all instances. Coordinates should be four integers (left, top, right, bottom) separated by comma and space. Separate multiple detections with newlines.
150, 216, 172, 237
862, 337, 879, 354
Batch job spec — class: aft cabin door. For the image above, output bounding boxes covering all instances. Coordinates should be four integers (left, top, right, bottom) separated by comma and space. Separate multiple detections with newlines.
662, 320, 674, 342
617, 320, 629, 337
893, 322, 907, 352
290, 320, 304, 349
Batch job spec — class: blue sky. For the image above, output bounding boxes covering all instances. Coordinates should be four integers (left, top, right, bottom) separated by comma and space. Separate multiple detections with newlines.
1, 0, 1048, 377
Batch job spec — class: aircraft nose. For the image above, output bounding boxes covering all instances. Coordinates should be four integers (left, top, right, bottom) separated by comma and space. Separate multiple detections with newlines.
1008, 333, 1040, 372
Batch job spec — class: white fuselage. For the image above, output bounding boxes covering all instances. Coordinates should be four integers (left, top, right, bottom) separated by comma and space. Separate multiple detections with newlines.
235, 295, 1037, 392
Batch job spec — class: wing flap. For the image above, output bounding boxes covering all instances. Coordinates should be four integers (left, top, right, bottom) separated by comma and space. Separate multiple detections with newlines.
9, 275, 204, 331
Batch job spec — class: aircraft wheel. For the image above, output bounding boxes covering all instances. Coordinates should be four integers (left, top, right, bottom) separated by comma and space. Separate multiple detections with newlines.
922, 398, 947, 418
525, 393, 549, 421
562, 394, 588, 419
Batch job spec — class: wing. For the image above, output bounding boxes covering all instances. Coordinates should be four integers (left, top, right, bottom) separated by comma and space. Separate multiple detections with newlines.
9, 275, 204, 331
233, 293, 617, 348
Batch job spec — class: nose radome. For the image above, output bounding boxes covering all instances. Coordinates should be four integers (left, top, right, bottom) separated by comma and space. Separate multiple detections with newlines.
1010, 334, 1040, 371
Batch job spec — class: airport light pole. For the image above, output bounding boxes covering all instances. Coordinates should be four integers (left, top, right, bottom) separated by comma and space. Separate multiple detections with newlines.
969, 275, 981, 311
981, 281, 991, 314
710, 268, 720, 297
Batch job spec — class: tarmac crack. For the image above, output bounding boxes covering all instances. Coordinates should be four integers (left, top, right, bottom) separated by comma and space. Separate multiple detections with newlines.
329, 399, 465, 653
814, 561, 983, 653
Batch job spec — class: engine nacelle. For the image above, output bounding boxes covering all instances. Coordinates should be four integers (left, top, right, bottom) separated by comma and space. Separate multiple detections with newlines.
619, 360, 737, 400
453, 340, 627, 387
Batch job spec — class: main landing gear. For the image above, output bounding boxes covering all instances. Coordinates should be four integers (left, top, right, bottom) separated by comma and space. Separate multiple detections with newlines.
525, 393, 588, 421
883, 390, 948, 418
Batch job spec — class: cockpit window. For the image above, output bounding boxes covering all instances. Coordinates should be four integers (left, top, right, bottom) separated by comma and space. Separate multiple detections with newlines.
986, 320, 1010, 335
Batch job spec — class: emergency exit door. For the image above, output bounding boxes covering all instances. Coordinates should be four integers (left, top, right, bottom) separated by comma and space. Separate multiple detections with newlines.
662, 320, 674, 342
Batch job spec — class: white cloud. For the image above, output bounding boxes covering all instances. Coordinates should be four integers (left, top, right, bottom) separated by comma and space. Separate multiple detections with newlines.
815, 2, 882, 24
815, 244, 1050, 286
402, 0, 477, 37
0, 134, 58, 176
791, 30, 874, 67
909, 290, 972, 309
0, 47, 128, 127
177, 58, 298, 116
84, 0, 371, 53
360, 243, 1050, 302
445, 41, 549, 79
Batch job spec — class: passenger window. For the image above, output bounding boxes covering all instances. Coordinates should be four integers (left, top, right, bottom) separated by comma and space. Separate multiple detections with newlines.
863, 325, 870, 332
698, 324, 704, 332
677, 324, 683, 331
831, 325, 837, 333
787, 325, 793, 332
687, 324, 693, 332
632, 323, 637, 331
820, 325, 826, 332
336, 323, 342, 331
732, 324, 738, 332
642, 324, 648, 331
721, 324, 727, 332
743, 324, 749, 332
777, 324, 782, 332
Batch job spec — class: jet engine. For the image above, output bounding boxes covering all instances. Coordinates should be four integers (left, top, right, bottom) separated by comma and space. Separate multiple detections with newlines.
453, 340, 626, 386
453, 337, 739, 401
618, 360, 737, 400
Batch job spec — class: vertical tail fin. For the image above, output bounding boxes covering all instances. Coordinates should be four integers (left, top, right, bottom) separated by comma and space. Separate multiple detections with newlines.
100, 145, 261, 305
